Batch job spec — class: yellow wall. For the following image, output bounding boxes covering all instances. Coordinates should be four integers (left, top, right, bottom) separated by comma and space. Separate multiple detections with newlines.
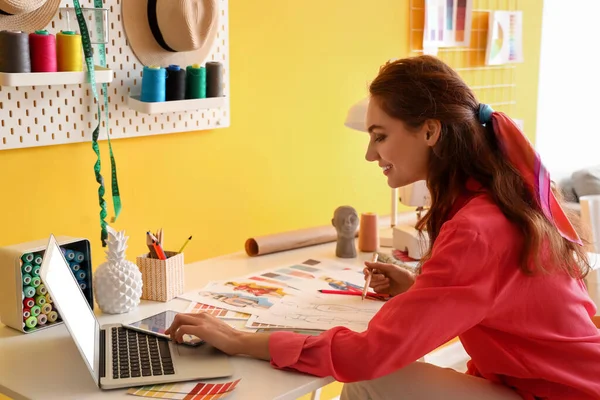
0, 1, 543, 267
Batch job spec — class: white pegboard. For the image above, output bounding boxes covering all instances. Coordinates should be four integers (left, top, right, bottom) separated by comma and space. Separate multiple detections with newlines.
0, 0, 230, 150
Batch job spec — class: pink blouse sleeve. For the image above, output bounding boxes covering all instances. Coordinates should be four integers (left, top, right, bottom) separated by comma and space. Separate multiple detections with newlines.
268, 219, 500, 382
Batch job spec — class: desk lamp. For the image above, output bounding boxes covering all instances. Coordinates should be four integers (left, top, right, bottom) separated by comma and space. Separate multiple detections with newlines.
344, 97, 431, 258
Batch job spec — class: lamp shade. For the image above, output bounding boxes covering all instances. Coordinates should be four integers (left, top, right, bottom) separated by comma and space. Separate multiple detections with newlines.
344, 97, 369, 132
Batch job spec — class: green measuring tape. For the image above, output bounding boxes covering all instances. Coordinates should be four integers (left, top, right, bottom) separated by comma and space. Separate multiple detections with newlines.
72, 0, 122, 247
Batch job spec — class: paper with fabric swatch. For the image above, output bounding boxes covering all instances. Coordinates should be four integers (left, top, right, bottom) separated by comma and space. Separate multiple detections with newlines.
183, 301, 257, 333
126, 378, 241, 399
252, 295, 385, 332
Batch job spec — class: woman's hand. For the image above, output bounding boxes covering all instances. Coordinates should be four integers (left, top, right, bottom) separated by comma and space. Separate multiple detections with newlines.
165, 312, 272, 360
364, 261, 416, 297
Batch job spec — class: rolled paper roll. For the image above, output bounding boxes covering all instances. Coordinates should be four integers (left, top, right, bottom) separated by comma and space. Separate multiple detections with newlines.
21, 263, 33, 274
21, 253, 34, 263
31, 276, 41, 288
358, 213, 379, 252
45, 293, 53, 304
33, 255, 43, 265
41, 303, 52, 315
22, 273, 32, 286
30, 305, 41, 317
25, 316, 37, 329
75, 252, 85, 262
32, 265, 41, 277
37, 314, 47, 325
35, 295, 46, 306
23, 286, 36, 298
36, 284, 47, 296
47, 311, 58, 323
23, 297, 35, 309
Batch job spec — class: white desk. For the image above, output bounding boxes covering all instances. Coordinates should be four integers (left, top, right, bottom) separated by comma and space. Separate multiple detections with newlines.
0, 242, 378, 400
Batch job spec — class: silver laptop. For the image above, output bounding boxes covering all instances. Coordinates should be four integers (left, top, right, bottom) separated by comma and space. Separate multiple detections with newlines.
40, 234, 233, 390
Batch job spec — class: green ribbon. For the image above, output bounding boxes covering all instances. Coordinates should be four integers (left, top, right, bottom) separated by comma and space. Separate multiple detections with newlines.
72, 1, 122, 247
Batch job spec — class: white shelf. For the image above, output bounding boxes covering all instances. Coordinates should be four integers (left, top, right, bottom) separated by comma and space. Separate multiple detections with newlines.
0, 66, 113, 87
127, 95, 226, 114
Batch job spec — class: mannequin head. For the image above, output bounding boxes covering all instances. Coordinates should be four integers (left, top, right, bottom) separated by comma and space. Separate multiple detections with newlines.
332, 206, 359, 239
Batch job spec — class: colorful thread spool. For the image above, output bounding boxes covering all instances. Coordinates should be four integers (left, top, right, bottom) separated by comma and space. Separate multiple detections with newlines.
41, 303, 52, 315
29, 30, 58, 72
24, 286, 36, 298
21, 253, 34, 263
70, 263, 81, 272
79, 282, 87, 290
206, 61, 224, 97
56, 31, 83, 72
75, 252, 85, 262
140, 65, 167, 102
23, 297, 35, 309
64, 249, 75, 261
23, 308, 31, 319
25, 316, 37, 329
32, 265, 41, 277
0, 30, 31, 73
21, 263, 33, 274
76, 270, 86, 281
35, 295, 46, 307
34, 255, 43, 265
166, 65, 187, 101
45, 293, 52, 304
30, 305, 41, 317
22, 273, 32, 286
47, 311, 58, 323
31, 276, 41, 288
37, 314, 47, 325
36, 284, 47, 296
185, 64, 206, 99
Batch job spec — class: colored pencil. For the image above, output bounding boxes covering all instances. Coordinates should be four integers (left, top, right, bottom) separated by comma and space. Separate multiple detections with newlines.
178, 235, 192, 253
318, 289, 389, 299
362, 253, 379, 300
152, 240, 167, 260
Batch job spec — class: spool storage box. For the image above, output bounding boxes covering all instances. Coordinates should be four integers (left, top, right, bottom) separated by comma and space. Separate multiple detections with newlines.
0, 236, 94, 333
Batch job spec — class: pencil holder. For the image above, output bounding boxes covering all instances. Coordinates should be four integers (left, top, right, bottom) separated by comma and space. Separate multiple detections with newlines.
136, 251, 184, 302
0, 236, 93, 334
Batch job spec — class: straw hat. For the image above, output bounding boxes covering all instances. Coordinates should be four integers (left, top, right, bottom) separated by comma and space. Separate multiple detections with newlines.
122, 0, 219, 67
0, 0, 61, 31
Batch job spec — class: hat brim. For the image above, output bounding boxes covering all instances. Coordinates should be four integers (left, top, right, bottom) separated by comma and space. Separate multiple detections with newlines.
122, 0, 219, 68
0, 0, 61, 31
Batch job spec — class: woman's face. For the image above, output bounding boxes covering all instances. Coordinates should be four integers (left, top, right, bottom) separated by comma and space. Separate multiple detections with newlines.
364, 97, 433, 188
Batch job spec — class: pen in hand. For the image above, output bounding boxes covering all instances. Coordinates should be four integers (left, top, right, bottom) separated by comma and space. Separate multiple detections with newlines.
362, 253, 378, 300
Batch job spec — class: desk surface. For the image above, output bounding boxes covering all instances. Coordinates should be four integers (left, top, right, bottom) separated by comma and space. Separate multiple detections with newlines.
0, 242, 378, 400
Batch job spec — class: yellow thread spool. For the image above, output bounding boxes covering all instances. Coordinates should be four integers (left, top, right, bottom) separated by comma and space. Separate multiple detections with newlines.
56, 31, 83, 72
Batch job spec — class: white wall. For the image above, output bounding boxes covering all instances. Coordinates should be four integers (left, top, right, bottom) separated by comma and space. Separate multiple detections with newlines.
535, 0, 600, 181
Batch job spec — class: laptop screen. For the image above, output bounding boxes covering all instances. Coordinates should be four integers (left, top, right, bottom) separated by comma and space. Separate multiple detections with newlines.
40, 235, 99, 385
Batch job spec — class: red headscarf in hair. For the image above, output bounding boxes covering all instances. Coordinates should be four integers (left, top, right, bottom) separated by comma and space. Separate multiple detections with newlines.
478, 104, 582, 246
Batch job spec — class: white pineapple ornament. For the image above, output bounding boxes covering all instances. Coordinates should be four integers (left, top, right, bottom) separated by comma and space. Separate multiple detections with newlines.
93, 226, 143, 314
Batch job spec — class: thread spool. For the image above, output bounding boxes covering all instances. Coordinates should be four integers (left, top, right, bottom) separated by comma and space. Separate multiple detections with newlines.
21, 263, 33, 274
32, 265, 41, 277
21, 253, 34, 263
37, 314, 47, 325
56, 31, 83, 72
45, 293, 52, 304
185, 64, 206, 99
33, 255, 43, 265
206, 61, 223, 97
79, 282, 87, 290
23, 308, 31, 319
29, 30, 57, 72
22, 273, 32, 286
23, 298, 35, 309
41, 303, 52, 315
23, 286, 36, 298
30, 305, 41, 317
166, 65, 186, 101
25, 316, 37, 329
358, 213, 379, 252
31, 276, 41, 288
35, 295, 46, 306
47, 311, 58, 323
75, 252, 85, 262
70, 263, 81, 271
36, 284, 47, 296
64, 249, 75, 261
140, 65, 167, 102
0, 30, 31, 73
76, 270, 86, 281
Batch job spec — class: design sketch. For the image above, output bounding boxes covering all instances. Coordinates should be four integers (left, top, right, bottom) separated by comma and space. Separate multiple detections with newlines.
224, 281, 288, 298
199, 291, 274, 310
320, 276, 363, 292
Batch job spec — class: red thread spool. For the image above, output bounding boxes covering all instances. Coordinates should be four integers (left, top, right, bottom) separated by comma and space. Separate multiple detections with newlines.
29, 30, 57, 72
23, 298, 35, 309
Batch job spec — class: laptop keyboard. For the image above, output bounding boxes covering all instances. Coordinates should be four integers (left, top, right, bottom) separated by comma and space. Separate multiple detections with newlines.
111, 327, 175, 379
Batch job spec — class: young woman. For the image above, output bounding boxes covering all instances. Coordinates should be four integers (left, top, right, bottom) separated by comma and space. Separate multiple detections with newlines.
166, 56, 600, 399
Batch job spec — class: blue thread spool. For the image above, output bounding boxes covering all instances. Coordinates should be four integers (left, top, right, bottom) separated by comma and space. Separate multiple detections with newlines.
71, 263, 81, 272
75, 252, 85, 262
22, 273, 32, 286
64, 249, 75, 261
23, 286, 36, 298
79, 282, 87, 290
141, 65, 167, 102
76, 270, 86, 281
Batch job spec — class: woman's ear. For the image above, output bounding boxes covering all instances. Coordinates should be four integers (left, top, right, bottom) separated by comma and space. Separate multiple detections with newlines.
424, 119, 441, 146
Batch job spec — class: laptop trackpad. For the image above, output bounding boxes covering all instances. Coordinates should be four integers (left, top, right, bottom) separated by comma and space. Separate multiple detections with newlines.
176, 343, 223, 357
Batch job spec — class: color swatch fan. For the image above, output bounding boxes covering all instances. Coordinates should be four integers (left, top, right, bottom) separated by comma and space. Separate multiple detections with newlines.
485, 10, 524, 65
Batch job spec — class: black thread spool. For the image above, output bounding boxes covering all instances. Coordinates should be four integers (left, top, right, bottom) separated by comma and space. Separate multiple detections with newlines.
206, 61, 223, 97
166, 65, 186, 101
0, 30, 31, 73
